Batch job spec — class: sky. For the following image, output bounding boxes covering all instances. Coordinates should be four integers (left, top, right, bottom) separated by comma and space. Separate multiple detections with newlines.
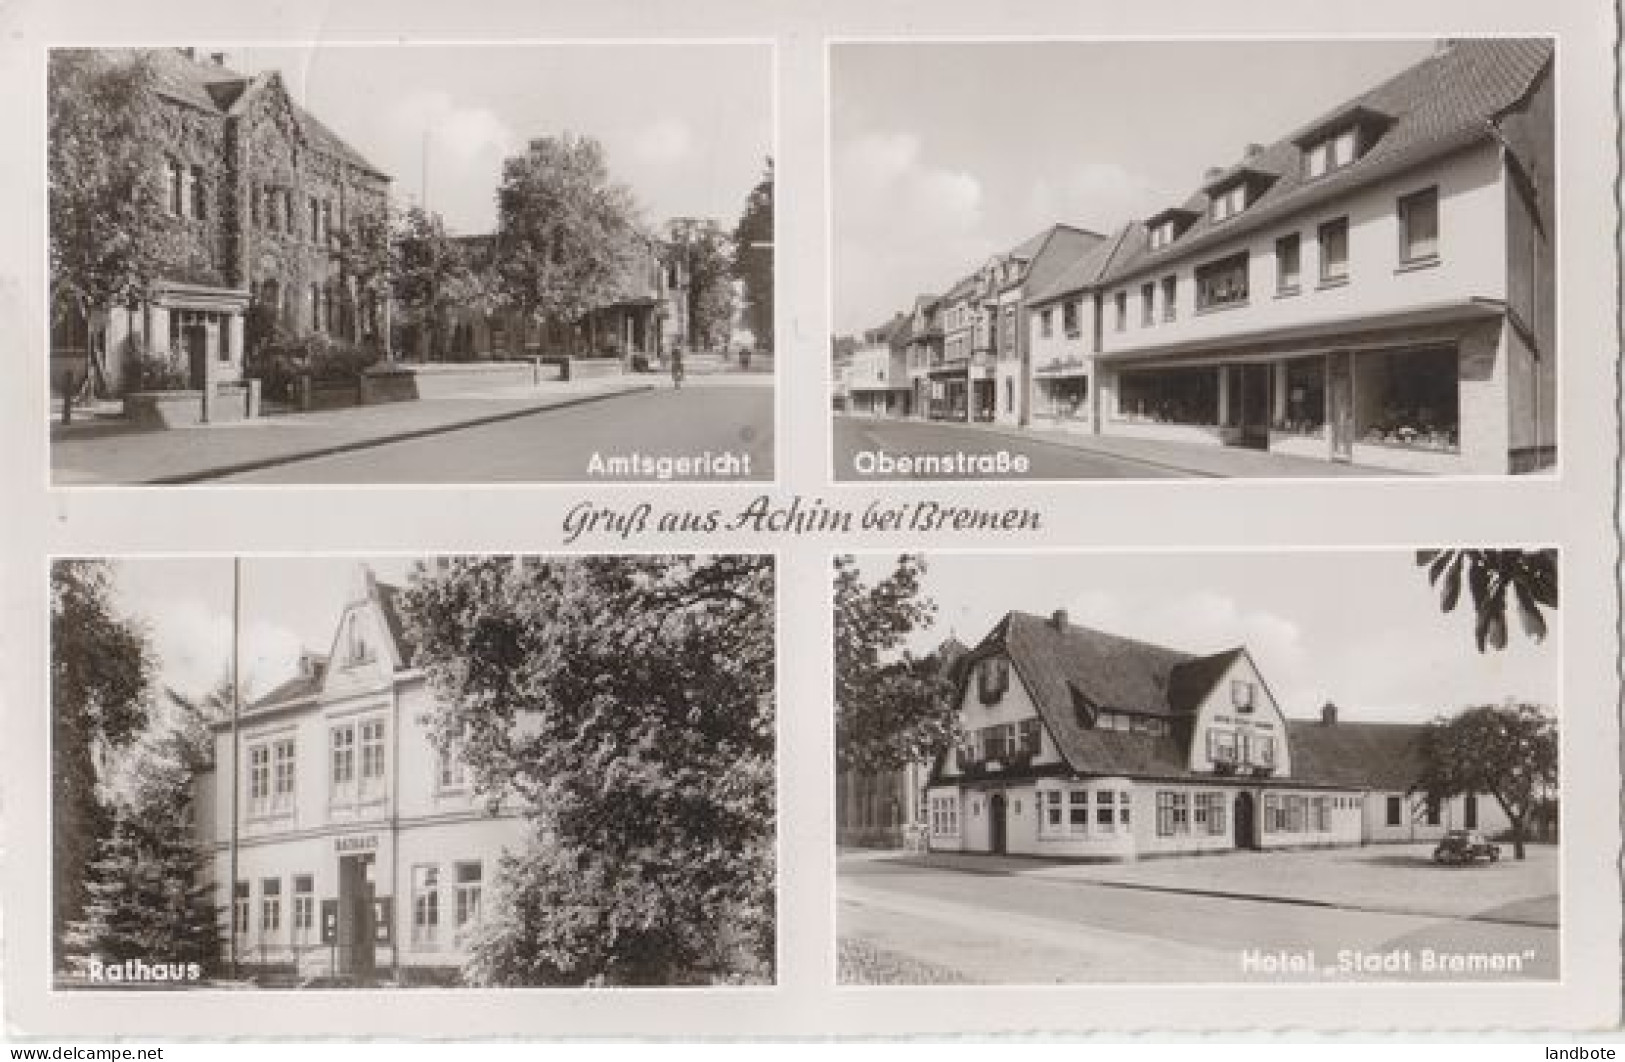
831, 39, 1437, 336
217, 43, 772, 237
845, 551, 1560, 725
104, 556, 422, 703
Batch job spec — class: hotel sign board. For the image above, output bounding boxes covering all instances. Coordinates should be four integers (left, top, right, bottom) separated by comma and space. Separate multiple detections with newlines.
335, 834, 380, 854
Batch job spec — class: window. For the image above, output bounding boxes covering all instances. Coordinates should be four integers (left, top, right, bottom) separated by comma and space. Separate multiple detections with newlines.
1195, 252, 1249, 310
1207, 728, 1237, 765
360, 719, 387, 801
322, 200, 334, 245
1237, 732, 1252, 767
979, 723, 1017, 761
1231, 679, 1255, 712
412, 865, 440, 948
1313, 796, 1331, 832
1287, 795, 1305, 832
1069, 791, 1089, 833
1114, 291, 1127, 331
261, 878, 281, 934
310, 196, 321, 242
1004, 377, 1014, 413
292, 875, 315, 942
1277, 356, 1326, 436
1318, 217, 1349, 284
233, 882, 250, 935
1306, 127, 1359, 178
1201, 793, 1227, 835
1119, 790, 1131, 827
1039, 308, 1053, 339
189, 165, 206, 219
1116, 366, 1219, 427
1353, 346, 1459, 452
1210, 182, 1247, 222
1001, 306, 1016, 357
1256, 735, 1276, 768
165, 160, 184, 216
437, 743, 467, 791
454, 862, 483, 936
310, 282, 321, 332
1043, 790, 1063, 832
1140, 283, 1155, 326
1276, 233, 1301, 293
1160, 275, 1177, 322
272, 738, 296, 814
1464, 794, 1478, 830
930, 796, 959, 836
1263, 795, 1277, 833
1155, 791, 1189, 836
1149, 220, 1176, 250
1425, 796, 1441, 826
248, 744, 271, 816
1386, 795, 1403, 826
976, 657, 1009, 705
1399, 187, 1439, 264
1017, 718, 1042, 756
1063, 300, 1081, 337
330, 725, 356, 803
283, 190, 295, 235
1095, 790, 1115, 830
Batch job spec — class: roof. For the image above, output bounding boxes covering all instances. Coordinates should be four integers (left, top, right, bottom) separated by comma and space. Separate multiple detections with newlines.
1099, 38, 1552, 286
1027, 225, 1134, 305
1286, 719, 1427, 791
374, 580, 417, 667
139, 48, 388, 179
244, 671, 322, 713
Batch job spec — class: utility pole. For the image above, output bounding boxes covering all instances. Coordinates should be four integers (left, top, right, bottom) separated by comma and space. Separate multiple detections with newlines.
228, 558, 241, 980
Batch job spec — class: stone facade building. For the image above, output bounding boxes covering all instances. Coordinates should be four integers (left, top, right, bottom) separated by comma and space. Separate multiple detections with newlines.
53, 48, 390, 397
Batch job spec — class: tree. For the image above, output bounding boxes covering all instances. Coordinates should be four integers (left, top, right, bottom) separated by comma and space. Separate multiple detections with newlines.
730, 158, 774, 351
65, 689, 220, 978
495, 135, 642, 354
48, 50, 186, 408
51, 560, 154, 969
390, 205, 476, 361
834, 555, 957, 773
666, 218, 735, 351
1416, 549, 1558, 652
1414, 702, 1557, 860
399, 556, 775, 985
336, 200, 395, 356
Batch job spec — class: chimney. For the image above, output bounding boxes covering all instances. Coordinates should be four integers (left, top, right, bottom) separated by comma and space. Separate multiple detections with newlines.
180, 47, 196, 61
1243, 143, 1265, 160
211, 52, 227, 67
1050, 609, 1069, 631
350, 562, 377, 602
1321, 701, 1338, 726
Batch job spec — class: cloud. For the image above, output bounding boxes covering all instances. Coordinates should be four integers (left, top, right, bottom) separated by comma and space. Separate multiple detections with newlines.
629, 117, 696, 166
387, 90, 517, 233
147, 597, 306, 704
834, 131, 991, 333
1026, 161, 1164, 234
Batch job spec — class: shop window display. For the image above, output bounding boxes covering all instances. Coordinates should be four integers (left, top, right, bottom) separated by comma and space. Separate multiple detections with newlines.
1354, 347, 1459, 452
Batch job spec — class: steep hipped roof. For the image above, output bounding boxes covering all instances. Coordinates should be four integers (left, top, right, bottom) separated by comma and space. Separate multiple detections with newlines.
1099, 37, 1552, 286
139, 47, 388, 179
1286, 719, 1427, 791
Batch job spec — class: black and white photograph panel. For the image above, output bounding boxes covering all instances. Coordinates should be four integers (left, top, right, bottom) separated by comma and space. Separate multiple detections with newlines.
48, 43, 774, 486
51, 554, 776, 988
835, 549, 1560, 983
830, 39, 1555, 481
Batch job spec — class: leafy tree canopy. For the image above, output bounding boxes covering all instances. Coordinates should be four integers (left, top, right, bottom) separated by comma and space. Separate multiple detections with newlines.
1417, 548, 1557, 652
666, 218, 735, 351
834, 554, 957, 773
400, 555, 775, 985
730, 158, 773, 350
1414, 702, 1557, 860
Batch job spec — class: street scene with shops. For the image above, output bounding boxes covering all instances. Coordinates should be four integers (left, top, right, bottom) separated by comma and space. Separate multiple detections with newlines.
831, 39, 1554, 480
49, 44, 773, 485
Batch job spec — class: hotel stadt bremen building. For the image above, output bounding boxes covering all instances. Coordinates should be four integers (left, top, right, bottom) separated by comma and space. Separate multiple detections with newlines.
925, 610, 1508, 860
1030, 38, 1555, 475
197, 566, 523, 984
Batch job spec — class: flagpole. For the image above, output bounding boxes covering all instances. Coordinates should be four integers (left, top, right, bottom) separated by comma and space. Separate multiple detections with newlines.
228, 558, 241, 980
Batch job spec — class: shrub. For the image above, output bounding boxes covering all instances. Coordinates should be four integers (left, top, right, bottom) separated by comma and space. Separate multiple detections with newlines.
129, 345, 190, 391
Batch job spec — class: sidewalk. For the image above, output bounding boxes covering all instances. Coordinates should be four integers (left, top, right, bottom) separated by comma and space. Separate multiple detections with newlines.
52, 376, 653, 485
886, 415, 1405, 478
851, 845, 1558, 927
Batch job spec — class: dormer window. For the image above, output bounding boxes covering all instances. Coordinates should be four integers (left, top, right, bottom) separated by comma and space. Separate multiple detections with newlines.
1305, 128, 1359, 178
1145, 207, 1199, 252
977, 657, 1010, 705
1210, 182, 1248, 222
1149, 221, 1176, 251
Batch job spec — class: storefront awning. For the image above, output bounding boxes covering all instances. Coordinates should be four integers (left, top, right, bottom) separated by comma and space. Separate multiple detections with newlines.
1095, 298, 1506, 367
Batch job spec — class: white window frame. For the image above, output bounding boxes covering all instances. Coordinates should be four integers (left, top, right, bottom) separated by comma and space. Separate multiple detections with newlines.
272, 738, 296, 814
412, 864, 441, 950
454, 861, 483, 939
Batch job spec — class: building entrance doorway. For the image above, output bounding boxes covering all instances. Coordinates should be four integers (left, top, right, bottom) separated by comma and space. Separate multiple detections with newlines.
185, 325, 208, 390
1234, 792, 1258, 850
989, 793, 1008, 854
337, 853, 376, 980
1224, 363, 1271, 449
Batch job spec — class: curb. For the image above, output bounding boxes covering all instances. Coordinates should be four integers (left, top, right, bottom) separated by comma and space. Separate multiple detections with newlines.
146, 384, 655, 484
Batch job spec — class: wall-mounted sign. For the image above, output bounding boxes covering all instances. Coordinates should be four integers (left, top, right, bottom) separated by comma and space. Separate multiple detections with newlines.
335, 834, 379, 854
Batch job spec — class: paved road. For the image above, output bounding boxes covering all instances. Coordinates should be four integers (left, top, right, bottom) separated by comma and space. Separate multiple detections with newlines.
834, 416, 1188, 481
839, 857, 1557, 984
215, 382, 773, 483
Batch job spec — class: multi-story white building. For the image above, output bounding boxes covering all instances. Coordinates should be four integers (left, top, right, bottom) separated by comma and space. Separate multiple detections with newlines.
846, 316, 910, 417
926, 609, 1510, 860
1041, 39, 1554, 474
197, 565, 525, 985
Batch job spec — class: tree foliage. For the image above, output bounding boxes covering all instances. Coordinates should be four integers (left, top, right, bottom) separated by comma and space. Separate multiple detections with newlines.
389, 205, 480, 359
1414, 702, 1557, 860
65, 690, 219, 977
495, 135, 642, 348
834, 555, 957, 773
336, 200, 395, 354
730, 158, 774, 350
666, 218, 735, 351
51, 560, 154, 968
399, 556, 775, 985
1417, 548, 1557, 652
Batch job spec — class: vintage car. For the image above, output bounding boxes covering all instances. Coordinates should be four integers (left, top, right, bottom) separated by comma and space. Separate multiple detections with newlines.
1432, 829, 1501, 865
